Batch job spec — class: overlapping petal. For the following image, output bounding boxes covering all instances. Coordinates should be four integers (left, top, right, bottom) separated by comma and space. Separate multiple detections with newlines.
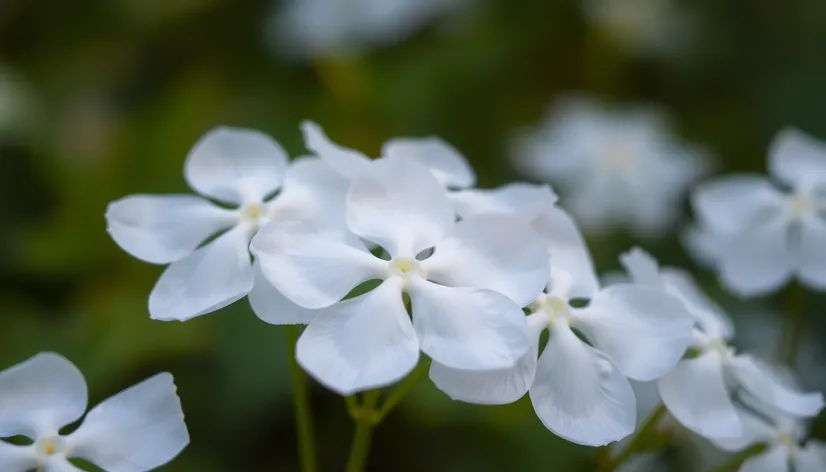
272, 156, 350, 226
105, 195, 237, 265
346, 157, 454, 257
795, 440, 826, 472
296, 278, 419, 395
768, 128, 826, 190
574, 285, 693, 381
529, 322, 636, 446
740, 446, 789, 472
719, 217, 794, 297
660, 268, 735, 340
429, 312, 548, 405
382, 137, 476, 189
711, 406, 783, 453
408, 278, 528, 371
657, 351, 742, 439
67, 373, 188, 472
449, 182, 556, 221
301, 120, 370, 179
797, 216, 826, 290
730, 355, 824, 418
619, 247, 663, 287
0, 442, 35, 471
184, 127, 288, 204
149, 224, 256, 321
0, 353, 87, 438
251, 219, 384, 309
423, 214, 550, 306
691, 175, 783, 234
248, 264, 316, 325
44, 458, 84, 472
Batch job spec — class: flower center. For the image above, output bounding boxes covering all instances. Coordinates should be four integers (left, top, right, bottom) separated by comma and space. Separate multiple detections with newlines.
35, 436, 66, 459
239, 201, 264, 222
787, 194, 811, 218
386, 257, 426, 283
531, 293, 572, 324
601, 137, 637, 172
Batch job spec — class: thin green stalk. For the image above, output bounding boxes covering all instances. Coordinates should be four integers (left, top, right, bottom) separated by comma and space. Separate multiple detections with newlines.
285, 325, 318, 472
707, 443, 766, 472
600, 403, 668, 472
780, 281, 806, 366
375, 358, 431, 421
346, 390, 381, 472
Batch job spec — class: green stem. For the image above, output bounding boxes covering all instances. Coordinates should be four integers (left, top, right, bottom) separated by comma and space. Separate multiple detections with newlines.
600, 403, 668, 472
375, 358, 431, 421
780, 281, 806, 366
346, 390, 381, 472
285, 325, 318, 472
707, 444, 767, 472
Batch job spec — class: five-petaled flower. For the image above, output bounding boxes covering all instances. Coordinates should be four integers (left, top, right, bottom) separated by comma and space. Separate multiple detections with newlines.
251, 156, 550, 395
687, 128, 826, 297
105, 127, 347, 324
0, 352, 188, 472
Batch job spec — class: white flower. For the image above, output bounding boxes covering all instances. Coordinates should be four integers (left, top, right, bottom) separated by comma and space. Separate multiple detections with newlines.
105, 127, 347, 323
710, 395, 826, 472
0, 352, 188, 472
619, 248, 826, 440
511, 96, 708, 237
269, 0, 466, 59
250, 157, 549, 395
429, 259, 694, 446
301, 120, 476, 189
686, 128, 826, 297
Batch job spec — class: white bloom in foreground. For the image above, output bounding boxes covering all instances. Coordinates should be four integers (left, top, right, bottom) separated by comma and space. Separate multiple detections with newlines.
511, 96, 708, 237
106, 127, 347, 323
251, 157, 549, 395
270, 0, 465, 59
620, 249, 826, 440
711, 397, 826, 472
687, 128, 826, 297
0, 352, 188, 472
430, 261, 694, 446
301, 120, 476, 190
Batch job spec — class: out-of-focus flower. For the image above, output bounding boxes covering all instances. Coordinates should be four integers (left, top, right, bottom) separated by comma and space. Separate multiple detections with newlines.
686, 128, 826, 297
512, 96, 708, 237
0, 352, 188, 472
251, 157, 549, 395
269, 0, 467, 59
711, 394, 826, 472
429, 254, 694, 446
582, 0, 690, 57
106, 127, 348, 323
618, 248, 825, 440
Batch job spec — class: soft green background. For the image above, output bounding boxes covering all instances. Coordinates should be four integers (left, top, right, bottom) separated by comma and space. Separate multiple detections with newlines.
2, 0, 826, 470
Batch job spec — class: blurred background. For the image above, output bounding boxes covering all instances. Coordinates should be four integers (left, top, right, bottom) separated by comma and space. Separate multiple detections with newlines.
2, 0, 826, 470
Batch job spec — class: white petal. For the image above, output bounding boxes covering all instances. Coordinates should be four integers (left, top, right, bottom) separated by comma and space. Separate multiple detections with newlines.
346, 156, 454, 257
797, 216, 826, 290
149, 224, 255, 321
730, 355, 824, 418
428, 312, 548, 405
574, 285, 694, 381
719, 217, 794, 297
44, 458, 84, 472
529, 322, 636, 447
272, 156, 350, 227
711, 407, 779, 452
250, 219, 384, 309
409, 278, 529, 371
248, 263, 316, 325
448, 183, 557, 221
794, 440, 826, 472
67, 373, 189, 472
0, 352, 87, 438
531, 205, 600, 299
422, 214, 550, 307
382, 137, 476, 189
105, 195, 237, 264
682, 224, 728, 267
301, 120, 370, 180
0, 442, 35, 471
657, 351, 742, 439
295, 278, 419, 395
740, 446, 790, 472
691, 175, 782, 234
184, 127, 288, 204
661, 268, 735, 340
768, 127, 826, 190
619, 246, 663, 287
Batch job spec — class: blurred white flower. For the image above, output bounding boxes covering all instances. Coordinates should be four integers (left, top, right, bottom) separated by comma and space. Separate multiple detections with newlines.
711, 395, 826, 472
106, 127, 348, 323
251, 157, 549, 395
687, 128, 826, 297
270, 0, 467, 59
0, 352, 188, 472
512, 96, 709, 237
430, 257, 694, 446
618, 248, 825, 440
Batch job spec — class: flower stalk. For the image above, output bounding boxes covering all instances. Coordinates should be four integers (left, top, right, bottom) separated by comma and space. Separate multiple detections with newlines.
285, 325, 318, 472
780, 281, 805, 366
599, 403, 668, 472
